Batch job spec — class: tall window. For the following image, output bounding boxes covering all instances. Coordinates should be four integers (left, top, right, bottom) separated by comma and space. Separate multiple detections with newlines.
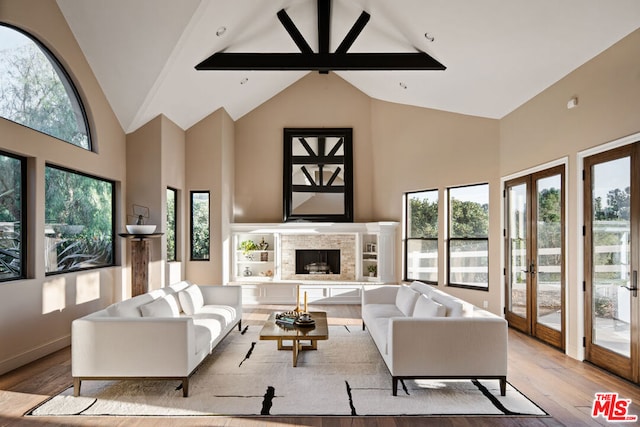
44, 165, 114, 273
166, 187, 177, 262
404, 189, 438, 283
0, 24, 91, 149
0, 151, 25, 281
190, 191, 209, 261
448, 184, 489, 289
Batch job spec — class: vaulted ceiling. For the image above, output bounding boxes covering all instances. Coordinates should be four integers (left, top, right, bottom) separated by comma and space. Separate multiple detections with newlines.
56, 0, 640, 134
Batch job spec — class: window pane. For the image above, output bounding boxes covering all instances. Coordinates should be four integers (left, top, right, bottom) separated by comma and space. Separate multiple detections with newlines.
406, 239, 438, 282
0, 152, 24, 281
45, 166, 113, 273
166, 188, 176, 262
448, 183, 489, 289
191, 191, 209, 261
408, 190, 438, 238
449, 184, 489, 238
0, 25, 90, 149
449, 239, 488, 288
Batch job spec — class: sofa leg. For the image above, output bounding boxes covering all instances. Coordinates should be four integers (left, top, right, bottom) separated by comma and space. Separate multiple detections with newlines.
500, 377, 507, 396
182, 378, 189, 397
362, 321, 365, 331
392, 377, 398, 396
238, 319, 242, 331
73, 378, 81, 397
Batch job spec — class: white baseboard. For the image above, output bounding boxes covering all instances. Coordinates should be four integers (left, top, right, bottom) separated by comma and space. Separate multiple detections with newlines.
0, 334, 70, 375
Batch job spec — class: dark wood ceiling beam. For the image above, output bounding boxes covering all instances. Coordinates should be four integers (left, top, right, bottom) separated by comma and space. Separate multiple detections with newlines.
335, 11, 370, 54
317, 0, 331, 74
196, 52, 446, 71
277, 8, 313, 54
318, 0, 330, 53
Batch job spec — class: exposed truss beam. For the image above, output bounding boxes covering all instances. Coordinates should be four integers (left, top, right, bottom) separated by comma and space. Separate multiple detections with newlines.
196, 52, 445, 71
196, 0, 446, 73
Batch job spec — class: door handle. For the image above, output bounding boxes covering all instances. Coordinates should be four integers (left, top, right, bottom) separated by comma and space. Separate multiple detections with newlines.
623, 270, 638, 297
521, 262, 536, 276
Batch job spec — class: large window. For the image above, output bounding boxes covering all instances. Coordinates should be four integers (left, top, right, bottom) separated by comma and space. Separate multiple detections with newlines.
0, 151, 25, 281
166, 187, 177, 262
44, 165, 114, 273
404, 189, 438, 283
0, 24, 91, 149
190, 191, 210, 261
448, 184, 489, 289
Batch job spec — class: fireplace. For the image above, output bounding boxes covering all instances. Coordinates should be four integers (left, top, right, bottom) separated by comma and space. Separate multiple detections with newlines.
295, 249, 340, 275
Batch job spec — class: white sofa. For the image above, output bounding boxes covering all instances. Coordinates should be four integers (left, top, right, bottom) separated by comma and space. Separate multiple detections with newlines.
72, 281, 242, 397
361, 281, 508, 396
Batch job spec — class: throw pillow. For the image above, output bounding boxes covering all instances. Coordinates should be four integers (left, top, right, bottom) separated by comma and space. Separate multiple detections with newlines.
413, 294, 446, 318
395, 285, 420, 316
139, 294, 180, 318
178, 284, 204, 315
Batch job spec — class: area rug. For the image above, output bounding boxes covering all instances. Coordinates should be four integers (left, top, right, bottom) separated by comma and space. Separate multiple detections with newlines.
27, 325, 547, 417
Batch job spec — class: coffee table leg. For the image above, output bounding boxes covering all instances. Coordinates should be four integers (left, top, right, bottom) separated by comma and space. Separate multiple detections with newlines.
292, 341, 299, 367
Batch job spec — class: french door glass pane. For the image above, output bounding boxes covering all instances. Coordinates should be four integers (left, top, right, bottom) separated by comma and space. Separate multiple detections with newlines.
508, 183, 527, 317
536, 175, 562, 331
591, 157, 630, 357
406, 239, 437, 282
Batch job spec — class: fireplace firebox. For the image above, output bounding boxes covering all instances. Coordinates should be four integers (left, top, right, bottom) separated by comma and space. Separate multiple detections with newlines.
295, 249, 340, 275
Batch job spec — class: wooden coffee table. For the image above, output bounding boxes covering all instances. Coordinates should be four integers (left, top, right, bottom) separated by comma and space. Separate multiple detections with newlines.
259, 311, 329, 367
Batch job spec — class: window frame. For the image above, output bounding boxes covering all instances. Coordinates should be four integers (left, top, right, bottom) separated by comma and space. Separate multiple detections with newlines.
190, 190, 210, 261
166, 187, 177, 262
0, 150, 26, 282
44, 164, 115, 275
447, 183, 490, 291
404, 188, 439, 284
0, 23, 92, 150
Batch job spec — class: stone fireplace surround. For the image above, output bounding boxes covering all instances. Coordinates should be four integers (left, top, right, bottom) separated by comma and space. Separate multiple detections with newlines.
281, 234, 356, 281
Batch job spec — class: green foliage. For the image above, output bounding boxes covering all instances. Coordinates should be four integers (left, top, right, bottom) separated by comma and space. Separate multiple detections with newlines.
239, 240, 259, 255
166, 189, 176, 262
191, 194, 210, 260
408, 196, 438, 238
0, 42, 89, 148
0, 154, 23, 279
450, 199, 489, 238
44, 166, 113, 272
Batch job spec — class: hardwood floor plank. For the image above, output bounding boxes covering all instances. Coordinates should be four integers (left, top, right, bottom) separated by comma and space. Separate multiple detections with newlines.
1, 304, 639, 426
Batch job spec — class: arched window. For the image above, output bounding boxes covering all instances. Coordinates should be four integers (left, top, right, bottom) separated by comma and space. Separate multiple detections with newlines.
0, 24, 91, 150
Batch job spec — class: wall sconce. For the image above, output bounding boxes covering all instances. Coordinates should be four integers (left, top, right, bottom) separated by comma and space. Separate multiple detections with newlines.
567, 96, 578, 109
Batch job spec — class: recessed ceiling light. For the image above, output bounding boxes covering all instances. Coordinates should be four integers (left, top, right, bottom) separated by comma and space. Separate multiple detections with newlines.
240, 77, 249, 85
424, 32, 435, 42
216, 26, 227, 37
399, 82, 407, 89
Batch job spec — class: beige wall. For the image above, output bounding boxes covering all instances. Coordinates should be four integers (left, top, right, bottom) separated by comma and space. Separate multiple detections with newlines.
185, 108, 234, 284
234, 72, 373, 222
0, 0, 127, 374
500, 28, 640, 358
126, 115, 186, 290
370, 101, 501, 310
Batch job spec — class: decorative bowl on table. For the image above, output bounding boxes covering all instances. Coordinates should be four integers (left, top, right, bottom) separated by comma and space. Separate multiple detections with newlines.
126, 225, 157, 234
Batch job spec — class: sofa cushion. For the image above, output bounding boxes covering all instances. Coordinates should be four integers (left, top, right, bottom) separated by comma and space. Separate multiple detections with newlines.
413, 294, 446, 318
195, 305, 237, 327
409, 281, 434, 297
105, 293, 154, 318
139, 294, 180, 318
179, 284, 204, 315
395, 285, 420, 316
430, 288, 465, 317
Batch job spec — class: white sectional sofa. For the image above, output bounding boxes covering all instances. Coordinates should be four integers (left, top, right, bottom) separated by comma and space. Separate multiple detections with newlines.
361, 281, 508, 396
72, 281, 242, 397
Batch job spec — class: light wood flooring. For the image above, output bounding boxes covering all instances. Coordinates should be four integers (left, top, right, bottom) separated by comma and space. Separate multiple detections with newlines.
1, 304, 640, 426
